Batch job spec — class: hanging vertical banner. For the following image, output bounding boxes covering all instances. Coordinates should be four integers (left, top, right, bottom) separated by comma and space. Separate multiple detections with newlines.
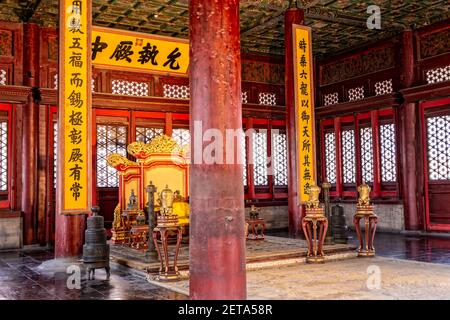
58, 0, 92, 212
292, 25, 316, 203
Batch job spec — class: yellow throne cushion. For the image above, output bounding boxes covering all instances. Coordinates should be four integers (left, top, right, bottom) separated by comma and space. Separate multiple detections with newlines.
173, 201, 190, 226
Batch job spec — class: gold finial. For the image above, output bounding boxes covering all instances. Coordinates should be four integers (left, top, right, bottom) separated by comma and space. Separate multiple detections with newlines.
358, 182, 371, 206
306, 183, 321, 208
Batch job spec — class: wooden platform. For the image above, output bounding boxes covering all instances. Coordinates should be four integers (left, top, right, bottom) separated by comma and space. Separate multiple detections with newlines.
110, 236, 357, 274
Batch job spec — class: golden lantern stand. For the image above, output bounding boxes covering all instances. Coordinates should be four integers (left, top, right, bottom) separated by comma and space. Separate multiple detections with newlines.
353, 183, 378, 257
302, 207, 328, 263
353, 205, 377, 257
301, 184, 328, 264
152, 215, 182, 281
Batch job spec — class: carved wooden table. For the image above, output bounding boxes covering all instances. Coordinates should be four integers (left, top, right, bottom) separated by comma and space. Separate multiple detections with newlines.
302, 208, 328, 263
152, 225, 183, 281
246, 218, 266, 240
354, 205, 378, 257
129, 224, 148, 249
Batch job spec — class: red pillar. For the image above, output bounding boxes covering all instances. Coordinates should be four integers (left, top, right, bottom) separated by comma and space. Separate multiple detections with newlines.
22, 23, 40, 245
399, 30, 422, 230
189, 0, 246, 300
285, 7, 305, 237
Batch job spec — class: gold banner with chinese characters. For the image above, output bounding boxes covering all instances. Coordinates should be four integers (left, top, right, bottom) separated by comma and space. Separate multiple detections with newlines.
91, 27, 189, 75
59, 0, 91, 212
292, 25, 316, 203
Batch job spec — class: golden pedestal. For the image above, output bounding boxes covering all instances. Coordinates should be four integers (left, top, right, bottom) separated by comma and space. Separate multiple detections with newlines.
354, 205, 378, 257
302, 207, 328, 264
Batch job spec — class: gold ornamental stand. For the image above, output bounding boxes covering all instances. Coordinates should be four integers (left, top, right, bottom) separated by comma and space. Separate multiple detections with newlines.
353, 183, 378, 257
301, 184, 328, 264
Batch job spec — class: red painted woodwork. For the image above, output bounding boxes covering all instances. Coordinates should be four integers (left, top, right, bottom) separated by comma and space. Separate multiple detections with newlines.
189, 0, 246, 300
0, 21, 23, 86
21, 24, 40, 244
421, 98, 450, 231
0, 104, 12, 209
285, 7, 304, 237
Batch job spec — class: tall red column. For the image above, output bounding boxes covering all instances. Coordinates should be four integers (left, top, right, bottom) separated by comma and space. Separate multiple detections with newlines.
399, 30, 422, 230
189, 0, 246, 300
22, 23, 40, 245
285, 7, 304, 237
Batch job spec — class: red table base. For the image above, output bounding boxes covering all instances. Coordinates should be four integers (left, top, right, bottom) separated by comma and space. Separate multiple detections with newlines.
353, 211, 378, 257
302, 214, 328, 264
152, 225, 182, 281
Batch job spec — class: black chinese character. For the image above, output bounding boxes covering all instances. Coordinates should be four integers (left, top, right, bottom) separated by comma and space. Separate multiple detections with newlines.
69, 163, 83, 181
69, 52, 83, 68
92, 36, 108, 60
299, 69, 307, 79
303, 155, 310, 167
138, 43, 159, 65
302, 126, 310, 138
302, 139, 311, 152
69, 38, 82, 50
69, 148, 83, 162
300, 55, 307, 68
304, 182, 310, 195
298, 38, 307, 52
300, 82, 308, 96
163, 47, 181, 70
68, 128, 82, 145
301, 100, 309, 108
303, 168, 311, 181
70, 182, 83, 201
67, 90, 83, 108
110, 41, 134, 63
301, 111, 310, 125
68, 111, 83, 126
70, 73, 83, 88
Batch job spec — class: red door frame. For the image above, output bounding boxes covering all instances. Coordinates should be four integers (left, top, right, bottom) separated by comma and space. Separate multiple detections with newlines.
0, 104, 12, 209
421, 96, 450, 231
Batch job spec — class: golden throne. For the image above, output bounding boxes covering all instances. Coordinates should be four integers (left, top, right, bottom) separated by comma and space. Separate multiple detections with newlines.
106, 135, 190, 244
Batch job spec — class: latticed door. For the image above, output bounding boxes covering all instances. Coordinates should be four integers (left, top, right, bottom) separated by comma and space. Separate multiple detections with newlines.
422, 99, 450, 230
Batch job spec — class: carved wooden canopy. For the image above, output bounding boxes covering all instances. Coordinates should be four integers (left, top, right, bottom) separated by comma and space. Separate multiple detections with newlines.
0, 0, 449, 58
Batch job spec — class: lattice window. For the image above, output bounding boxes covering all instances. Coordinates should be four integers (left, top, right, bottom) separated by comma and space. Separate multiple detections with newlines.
426, 65, 450, 84
242, 91, 248, 104
348, 87, 365, 101
241, 133, 247, 186
324, 132, 337, 184
163, 84, 189, 99
360, 127, 374, 182
0, 120, 7, 191
0, 69, 6, 85
172, 128, 190, 147
252, 131, 268, 186
375, 79, 393, 96
54, 74, 95, 91
324, 92, 339, 106
426, 115, 450, 181
53, 121, 58, 188
258, 92, 277, 106
96, 125, 127, 188
272, 132, 288, 186
112, 79, 148, 97
342, 129, 356, 184
136, 127, 163, 144
380, 123, 397, 182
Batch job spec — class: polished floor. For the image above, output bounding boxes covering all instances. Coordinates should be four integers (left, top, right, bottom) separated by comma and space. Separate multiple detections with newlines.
1, 231, 450, 300
268, 229, 450, 265
0, 248, 187, 300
